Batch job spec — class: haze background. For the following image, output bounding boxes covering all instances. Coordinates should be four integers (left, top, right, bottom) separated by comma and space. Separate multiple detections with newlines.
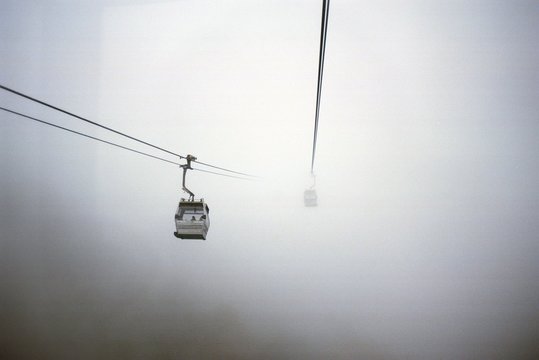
1, 0, 538, 358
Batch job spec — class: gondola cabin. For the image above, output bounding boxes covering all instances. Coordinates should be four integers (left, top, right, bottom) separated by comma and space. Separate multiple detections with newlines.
174, 199, 210, 240
304, 189, 317, 207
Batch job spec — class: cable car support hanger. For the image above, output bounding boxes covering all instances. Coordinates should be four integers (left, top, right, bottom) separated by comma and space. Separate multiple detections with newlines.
181, 154, 197, 201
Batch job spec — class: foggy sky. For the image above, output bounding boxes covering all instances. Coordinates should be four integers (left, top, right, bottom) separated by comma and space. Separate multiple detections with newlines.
1, 0, 539, 359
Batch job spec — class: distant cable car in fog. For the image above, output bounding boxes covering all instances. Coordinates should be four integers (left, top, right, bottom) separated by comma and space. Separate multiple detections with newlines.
304, 174, 318, 207
304, 189, 317, 207
304, 0, 329, 206
174, 154, 210, 240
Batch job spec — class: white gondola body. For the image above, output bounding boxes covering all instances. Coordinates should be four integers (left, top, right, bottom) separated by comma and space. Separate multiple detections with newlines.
304, 189, 318, 207
174, 199, 210, 240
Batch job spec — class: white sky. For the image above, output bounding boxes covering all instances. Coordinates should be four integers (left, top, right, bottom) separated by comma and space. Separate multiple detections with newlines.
1, 0, 538, 358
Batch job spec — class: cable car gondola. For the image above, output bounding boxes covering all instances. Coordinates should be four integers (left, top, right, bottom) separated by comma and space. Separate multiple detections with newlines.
304, 173, 318, 207
174, 154, 210, 240
304, 189, 317, 207
174, 199, 210, 240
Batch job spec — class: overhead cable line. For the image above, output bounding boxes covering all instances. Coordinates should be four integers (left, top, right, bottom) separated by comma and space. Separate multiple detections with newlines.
310, 0, 330, 174
0, 106, 180, 166
192, 167, 256, 181
0, 106, 253, 182
0, 83, 258, 178
0, 84, 183, 159
193, 160, 259, 178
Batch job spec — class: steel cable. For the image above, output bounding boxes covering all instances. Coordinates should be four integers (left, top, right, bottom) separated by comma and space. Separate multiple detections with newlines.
0, 84, 258, 178
311, 0, 330, 174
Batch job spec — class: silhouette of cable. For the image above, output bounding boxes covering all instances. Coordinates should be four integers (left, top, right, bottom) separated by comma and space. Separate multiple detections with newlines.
1, 106, 180, 166
193, 160, 259, 178
311, 0, 330, 174
0, 83, 183, 159
0, 83, 259, 177
192, 167, 256, 181
1, 106, 261, 183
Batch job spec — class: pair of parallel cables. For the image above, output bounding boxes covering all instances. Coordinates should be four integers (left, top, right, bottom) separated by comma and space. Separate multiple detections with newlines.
2, 0, 329, 180
311, 0, 330, 175
0, 84, 256, 181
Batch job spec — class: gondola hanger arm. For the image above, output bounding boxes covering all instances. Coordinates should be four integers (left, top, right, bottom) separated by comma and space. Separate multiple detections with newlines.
180, 154, 197, 201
